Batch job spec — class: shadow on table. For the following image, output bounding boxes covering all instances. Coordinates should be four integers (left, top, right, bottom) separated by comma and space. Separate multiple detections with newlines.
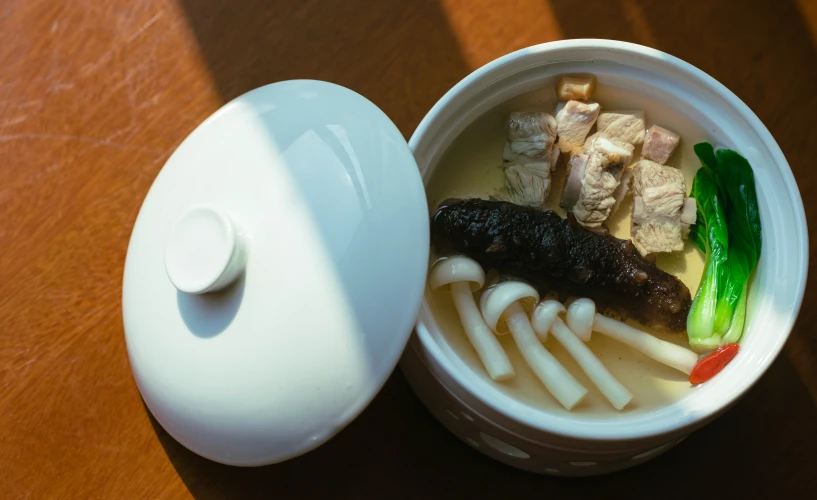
175, 0, 474, 138
149, 353, 817, 499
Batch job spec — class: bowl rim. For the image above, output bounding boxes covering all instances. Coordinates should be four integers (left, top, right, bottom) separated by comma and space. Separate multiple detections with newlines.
409, 39, 809, 441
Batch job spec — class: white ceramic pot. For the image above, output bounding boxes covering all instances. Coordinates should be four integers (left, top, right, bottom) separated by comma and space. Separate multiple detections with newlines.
402, 39, 808, 476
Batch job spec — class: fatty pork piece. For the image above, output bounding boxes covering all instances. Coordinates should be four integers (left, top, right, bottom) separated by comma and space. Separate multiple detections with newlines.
556, 100, 601, 153
504, 162, 552, 207
631, 159, 689, 255
597, 110, 646, 145
557, 75, 597, 101
560, 151, 588, 209
561, 135, 634, 214
502, 111, 559, 206
503, 111, 558, 164
430, 198, 692, 333
611, 165, 634, 214
680, 197, 697, 237
642, 125, 681, 164
572, 136, 635, 228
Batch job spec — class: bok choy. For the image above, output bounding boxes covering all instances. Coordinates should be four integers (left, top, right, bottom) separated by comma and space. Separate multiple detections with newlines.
687, 143, 762, 351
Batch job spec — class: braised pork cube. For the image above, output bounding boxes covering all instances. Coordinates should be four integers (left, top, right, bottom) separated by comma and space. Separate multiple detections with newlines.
502, 111, 559, 206
597, 110, 646, 145
505, 162, 552, 207
582, 131, 602, 148
560, 151, 588, 210
503, 111, 558, 163
573, 136, 635, 228
642, 125, 681, 164
556, 100, 601, 153
557, 75, 597, 101
611, 165, 634, 214
632, 208, 684, 255
679, 197, 697, 237
565, 133, 635, 217
631, 159, 687, 255
562, 134, 630, 211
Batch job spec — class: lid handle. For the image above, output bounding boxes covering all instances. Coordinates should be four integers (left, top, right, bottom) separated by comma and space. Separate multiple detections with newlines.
164, 205, 247, 294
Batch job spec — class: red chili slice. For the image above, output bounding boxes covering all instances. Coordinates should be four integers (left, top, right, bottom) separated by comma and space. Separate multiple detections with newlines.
689, 343, 740, 385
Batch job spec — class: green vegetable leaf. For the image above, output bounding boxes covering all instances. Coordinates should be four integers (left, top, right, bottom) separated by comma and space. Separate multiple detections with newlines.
713, 149, 762, 258
686, 143, 762, 350
713, 149, 762, 343
687, 164, 729, 350
689, 143, 719, 254
693, 142, 718, 172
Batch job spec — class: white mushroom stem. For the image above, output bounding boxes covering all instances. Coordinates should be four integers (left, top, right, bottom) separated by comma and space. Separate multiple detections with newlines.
592, 314, 698, 375
449, 282, 515, 381
505, 304, 587, 410
481, 282, 587, 410
532, 300, 633, 410
566, 298, 595, 341
429, 256, 514, 382
551, 317, 633, 410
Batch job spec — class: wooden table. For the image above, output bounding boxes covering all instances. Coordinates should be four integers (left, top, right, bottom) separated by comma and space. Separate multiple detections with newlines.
2, 0, 816, 497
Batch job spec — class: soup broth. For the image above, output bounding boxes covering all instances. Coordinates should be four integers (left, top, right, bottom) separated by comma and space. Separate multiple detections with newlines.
425, 82, 708, 417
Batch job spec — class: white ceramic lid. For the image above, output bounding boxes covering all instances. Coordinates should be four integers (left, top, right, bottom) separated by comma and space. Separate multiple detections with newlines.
122, 80, 429, 466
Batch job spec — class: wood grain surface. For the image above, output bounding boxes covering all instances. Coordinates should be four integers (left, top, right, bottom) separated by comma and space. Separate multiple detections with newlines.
1, 0, 816, 498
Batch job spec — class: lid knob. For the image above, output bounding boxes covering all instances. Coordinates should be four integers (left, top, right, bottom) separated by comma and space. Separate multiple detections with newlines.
164, 205, 247, 294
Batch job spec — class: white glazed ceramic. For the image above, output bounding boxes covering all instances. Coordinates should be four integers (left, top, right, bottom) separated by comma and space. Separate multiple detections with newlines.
123, 80, 429, 466
164, 204, 248, 294
402, 39, 808, 476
